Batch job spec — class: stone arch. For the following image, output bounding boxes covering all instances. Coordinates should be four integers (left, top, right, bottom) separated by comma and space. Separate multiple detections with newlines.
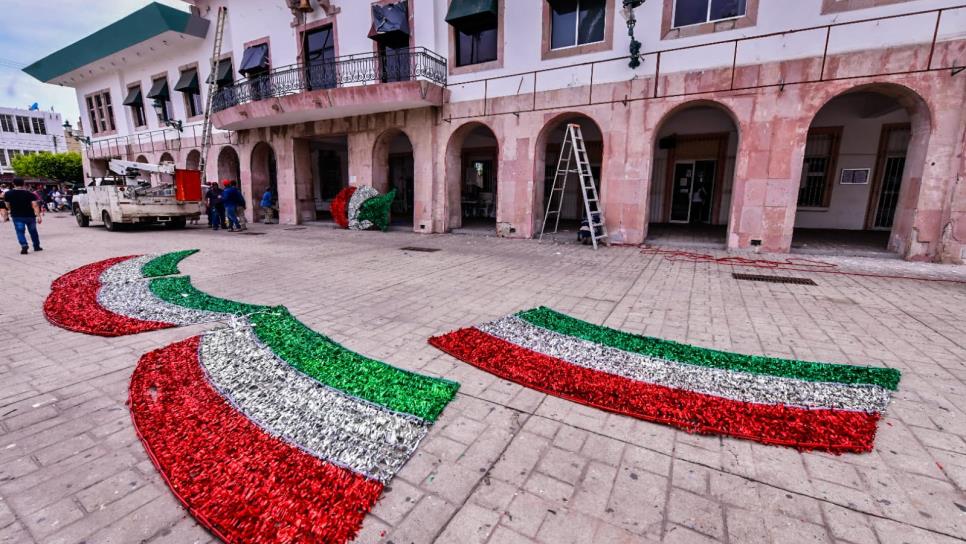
250, 142, 277, 221
643, 99, 741, 246
443, 121, 500, 232
217, 146, 241, 184
135, 155, 149, 163
791, 82, 932, 255
372, 128, 416, 225
185, 149, 201, 171
159, 152, 174, 164
532, 112, 606, 238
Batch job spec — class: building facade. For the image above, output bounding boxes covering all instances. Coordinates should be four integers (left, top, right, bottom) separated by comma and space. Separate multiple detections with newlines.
24, 0, 966, 262
0, 107, 66, 177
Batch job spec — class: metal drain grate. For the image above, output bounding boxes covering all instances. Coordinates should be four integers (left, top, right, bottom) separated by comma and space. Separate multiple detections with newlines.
400, 246, 441, 253
284, 227, 307, 231
240, 232, 267, 236
732, 273, 816, 286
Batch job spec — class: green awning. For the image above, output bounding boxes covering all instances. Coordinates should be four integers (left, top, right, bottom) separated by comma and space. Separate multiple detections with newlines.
122, 86, 142, 107
175, 69, 199, 93
445, 0, 498, 29
206, 59, 234, 86
22, 2, 209, 84
146, 78, 169, 100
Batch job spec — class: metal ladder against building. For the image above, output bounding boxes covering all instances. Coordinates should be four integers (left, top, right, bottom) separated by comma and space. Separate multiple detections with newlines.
197, 6, 228, 177
539, 123, 608, 250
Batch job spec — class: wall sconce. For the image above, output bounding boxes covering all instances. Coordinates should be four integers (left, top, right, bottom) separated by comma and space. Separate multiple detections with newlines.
152, 99, 183, 132
62, 120, 91, 146
621, 0, 645, 69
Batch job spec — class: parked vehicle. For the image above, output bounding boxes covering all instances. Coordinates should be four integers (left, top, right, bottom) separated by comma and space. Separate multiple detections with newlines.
73, 160, 202, 230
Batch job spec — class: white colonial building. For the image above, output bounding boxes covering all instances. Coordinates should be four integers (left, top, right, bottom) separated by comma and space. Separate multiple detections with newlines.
23, 0, 966, 261
0, 106, 65, 176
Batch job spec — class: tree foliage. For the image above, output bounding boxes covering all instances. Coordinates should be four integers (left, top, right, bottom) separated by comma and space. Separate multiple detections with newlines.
10, 152, 83, 183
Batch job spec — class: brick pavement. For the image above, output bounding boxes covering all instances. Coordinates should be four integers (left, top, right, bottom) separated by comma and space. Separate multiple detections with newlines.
1, 214, 965, 544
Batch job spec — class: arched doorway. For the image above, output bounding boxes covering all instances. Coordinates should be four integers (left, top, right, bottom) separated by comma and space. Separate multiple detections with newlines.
791, 85, 930, 257
534, 114, 604, 241
373, 129, 415, 228
645, 102, 739, 248
159, 152, 174, 164
444, 122, 499, 234
158, 152, 176, 186
251, 142, 277, 223
217, 146, 241, 184
135, 155, 149, 163
185, 149, 201, 171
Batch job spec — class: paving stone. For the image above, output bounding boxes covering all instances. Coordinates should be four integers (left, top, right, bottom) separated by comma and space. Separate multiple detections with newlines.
3, 218, 966, 543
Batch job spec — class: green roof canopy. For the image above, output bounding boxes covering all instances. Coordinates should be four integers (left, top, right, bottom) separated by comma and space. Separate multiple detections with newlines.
23, 2, 209, 84
445, 0, 498, 29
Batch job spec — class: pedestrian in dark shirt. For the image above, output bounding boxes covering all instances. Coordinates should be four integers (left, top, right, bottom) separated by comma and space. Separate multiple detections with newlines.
221, 181, 243, 232
2, 178, 43, 254
204, 182, 223, 231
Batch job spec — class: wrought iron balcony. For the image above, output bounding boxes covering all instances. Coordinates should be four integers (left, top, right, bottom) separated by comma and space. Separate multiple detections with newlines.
212, 47, 447, 112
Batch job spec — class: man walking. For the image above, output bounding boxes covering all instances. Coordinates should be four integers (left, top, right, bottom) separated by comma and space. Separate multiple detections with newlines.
204, 182, 223, 231
221, 181, 243, 232
2, 178, 43, 254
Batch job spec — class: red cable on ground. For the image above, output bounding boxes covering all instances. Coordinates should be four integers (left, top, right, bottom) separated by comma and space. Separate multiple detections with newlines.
639, 247, 966, 284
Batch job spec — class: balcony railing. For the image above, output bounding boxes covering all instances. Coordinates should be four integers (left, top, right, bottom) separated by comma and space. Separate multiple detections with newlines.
85, 124, 236, 159
212, 47, 447, 112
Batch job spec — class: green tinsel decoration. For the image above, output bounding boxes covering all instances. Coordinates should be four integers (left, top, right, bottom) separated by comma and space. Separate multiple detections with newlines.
247, 309, 459, 421
141, 250, 200, 278
150, 276, 270, 316
357, 189, 396, 232
518, 307, 901, 390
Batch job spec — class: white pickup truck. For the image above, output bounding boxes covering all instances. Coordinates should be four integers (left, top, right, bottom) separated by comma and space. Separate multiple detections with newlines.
72, 160, 203, 231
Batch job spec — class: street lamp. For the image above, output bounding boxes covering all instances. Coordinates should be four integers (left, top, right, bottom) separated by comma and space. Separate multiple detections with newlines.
621, 0, 645, 69
152, 99, 183, 132
62, 120, 90, 146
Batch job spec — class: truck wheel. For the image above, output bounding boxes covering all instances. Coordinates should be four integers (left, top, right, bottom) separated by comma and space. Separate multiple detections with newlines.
167, 217, 187, 229
102, 211, 117, 231
74, 206, 90, 227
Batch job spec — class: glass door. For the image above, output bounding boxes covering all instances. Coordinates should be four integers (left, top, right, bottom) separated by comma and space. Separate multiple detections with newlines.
691, 160, 716, 224
670, 161, 694, 223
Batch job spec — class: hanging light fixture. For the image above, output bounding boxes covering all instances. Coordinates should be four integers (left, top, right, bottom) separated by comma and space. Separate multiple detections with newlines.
621, 0, 645, 69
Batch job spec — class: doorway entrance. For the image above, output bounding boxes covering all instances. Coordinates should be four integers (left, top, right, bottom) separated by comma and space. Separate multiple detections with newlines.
308, 136, 349, 222
373, 129, 416, 228
669, 160, 716, 224
646, 104, 737, 248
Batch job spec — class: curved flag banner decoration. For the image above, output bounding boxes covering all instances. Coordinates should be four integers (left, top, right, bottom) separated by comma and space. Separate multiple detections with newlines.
43, 250, 459, 543
429, 307, 900, 453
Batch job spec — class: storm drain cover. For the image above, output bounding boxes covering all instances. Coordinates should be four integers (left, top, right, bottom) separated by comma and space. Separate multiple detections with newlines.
284, 227, 307, 231
400, 247, 441, 253
240, 232, 267, 236
732, 273, 816, 286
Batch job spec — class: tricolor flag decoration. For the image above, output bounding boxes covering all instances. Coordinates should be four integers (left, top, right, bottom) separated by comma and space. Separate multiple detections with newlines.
44, 251, 459, 543
331, 185, 397, 232
429, 307, 900, 453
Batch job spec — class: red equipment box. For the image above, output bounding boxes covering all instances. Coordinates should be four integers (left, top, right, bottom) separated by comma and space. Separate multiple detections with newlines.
175, 169, 203, 202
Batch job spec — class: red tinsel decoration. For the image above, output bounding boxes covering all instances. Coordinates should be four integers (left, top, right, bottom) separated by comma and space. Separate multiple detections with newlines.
43, 256, 174, 337
331, 186, 356, 229
129, 337, 383, 544
429, 328, 880, 453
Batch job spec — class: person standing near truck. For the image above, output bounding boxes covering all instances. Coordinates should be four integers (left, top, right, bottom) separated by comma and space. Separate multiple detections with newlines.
204, 182, 223, 230
221, 181, 243, 232
3, 178, 43, 254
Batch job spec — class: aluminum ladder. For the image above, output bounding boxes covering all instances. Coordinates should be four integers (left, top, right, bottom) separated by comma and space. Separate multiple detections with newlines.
539, 123, 608, 249
198, 6, 228, 177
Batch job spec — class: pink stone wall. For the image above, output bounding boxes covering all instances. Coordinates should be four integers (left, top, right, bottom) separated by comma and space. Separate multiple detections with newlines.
114, 39, 964, 262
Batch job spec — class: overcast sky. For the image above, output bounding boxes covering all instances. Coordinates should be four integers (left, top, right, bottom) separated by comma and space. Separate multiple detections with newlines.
0, 0, 186, 122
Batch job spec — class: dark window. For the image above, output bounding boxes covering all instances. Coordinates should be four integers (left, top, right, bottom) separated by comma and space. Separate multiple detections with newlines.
673, 0, 746, 28
175, 69, 202, 117
0, 149, 6, 167
31, 118, 46, 135
550, 0, 605, 50
304, 26, 336, 89
86, 90, 115, 134
15, 116, 31, 134
146, 78, 171, 122
0, 115, 13, 132
797, 128, 841, 208
456, 25, 498, 66
124, 86, 147, 128
379, 45, 412, 83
